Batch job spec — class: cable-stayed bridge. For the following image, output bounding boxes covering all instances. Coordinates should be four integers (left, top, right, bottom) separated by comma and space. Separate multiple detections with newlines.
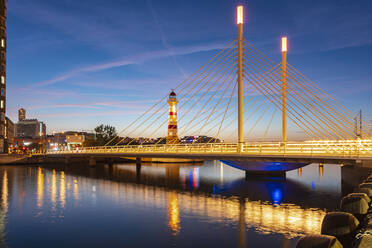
32, 6, 372, 170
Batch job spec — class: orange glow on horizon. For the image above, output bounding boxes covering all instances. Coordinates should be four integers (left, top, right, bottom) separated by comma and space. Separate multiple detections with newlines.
237, 6, 244, 24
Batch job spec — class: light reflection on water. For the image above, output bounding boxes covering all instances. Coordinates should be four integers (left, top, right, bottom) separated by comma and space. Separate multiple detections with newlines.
0, 162, 358, 248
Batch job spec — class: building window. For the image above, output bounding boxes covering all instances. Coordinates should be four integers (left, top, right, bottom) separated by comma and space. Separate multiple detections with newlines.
0, 100, 3, 109
1, 88, 4, 96
1, 76, 4, 84
1, 113, 4, 122
0, 39, 4, 48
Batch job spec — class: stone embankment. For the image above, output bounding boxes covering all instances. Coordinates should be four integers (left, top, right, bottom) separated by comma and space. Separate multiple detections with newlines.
296, 174, 372, 248
0, 154, 28, 164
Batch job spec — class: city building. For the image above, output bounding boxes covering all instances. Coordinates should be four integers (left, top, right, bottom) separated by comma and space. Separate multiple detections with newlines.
18, 108, 25, 121
15, 119, 46, 139
47, 131, 95, 151
5, 116, 14, 149
15, 109, 46, 139
0, 0, 6, 153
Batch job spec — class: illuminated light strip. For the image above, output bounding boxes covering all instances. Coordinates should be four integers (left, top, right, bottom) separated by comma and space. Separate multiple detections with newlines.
282, 37, 287, 52
237, 6, 244, 24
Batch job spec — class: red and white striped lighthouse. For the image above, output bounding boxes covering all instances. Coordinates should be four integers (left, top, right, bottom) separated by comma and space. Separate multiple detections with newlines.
166, 90, 179, 144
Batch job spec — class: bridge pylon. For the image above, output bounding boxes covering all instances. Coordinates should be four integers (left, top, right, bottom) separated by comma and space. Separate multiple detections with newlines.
237, 6, 244, 151
281, 37, 288, 144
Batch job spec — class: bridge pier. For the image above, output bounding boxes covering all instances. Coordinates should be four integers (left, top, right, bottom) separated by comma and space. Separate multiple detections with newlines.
245, 170, 286, 179
89, 157, 96, 167
136, 157, 142, 183
136, 157, 142, 166
64, 157, 70, 165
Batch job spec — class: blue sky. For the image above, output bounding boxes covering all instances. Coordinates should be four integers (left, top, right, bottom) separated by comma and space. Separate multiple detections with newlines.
6, 0, 372, 136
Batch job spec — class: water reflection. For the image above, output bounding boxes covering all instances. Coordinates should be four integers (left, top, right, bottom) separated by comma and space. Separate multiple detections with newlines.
0, 162, 363, 248
59, 171, 65, 209
297, 168, 302, 176
73, 179, 79, 201
319, 164, 324, 177
1, 171, 8, 214
47, 163, 328, 238
51, 170, 57, 212
168, 192, 180, 235
37, 167, 44, 208
0, 169, 7, 247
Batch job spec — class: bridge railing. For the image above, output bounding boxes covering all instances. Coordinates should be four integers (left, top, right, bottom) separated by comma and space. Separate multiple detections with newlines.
38, 139, 372, 158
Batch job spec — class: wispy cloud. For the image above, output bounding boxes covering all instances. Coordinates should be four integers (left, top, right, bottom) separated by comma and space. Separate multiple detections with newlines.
37, 110, 142, 118
30, 41, 229, 88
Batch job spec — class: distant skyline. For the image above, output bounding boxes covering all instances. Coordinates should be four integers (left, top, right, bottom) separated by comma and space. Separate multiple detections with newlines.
6, 0, 372, 134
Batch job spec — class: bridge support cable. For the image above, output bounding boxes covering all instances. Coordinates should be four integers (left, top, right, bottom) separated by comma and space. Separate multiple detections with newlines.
244, 68, 339, 140
138, 47, 237, 146
242, 50, 346, 140
245, 101, 272, 140
204, 84, 261, 142
268, 68, 353, 139
194, 82, 245, 141
286, 66, 354, 125
191, 73, 237, 140
149, 53, 237, 145
241, 56, 326, 139
216, 84, 269, 140
145, 46, 237, 143
177, 58, 237, 137
180, 71, 237, 139
264, 65, 356, 139
241, 48, 342, 139
107, 40, 237, 146
242, 73, 320, 140
288, 63, 370, 127
208, 81, 238, 143
244, 39, 276, 66
153, 52, 234, 142
262, 108, 278, 141
283, 70, 356, 139
286, 65, 371, 137
242, 40, 356, 139
115, 43, 237, 146
225, 98, 270, 140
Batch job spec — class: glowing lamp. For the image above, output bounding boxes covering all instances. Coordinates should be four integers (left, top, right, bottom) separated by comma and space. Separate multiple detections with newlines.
282, 37, 287, 52
237, 6, 244, 24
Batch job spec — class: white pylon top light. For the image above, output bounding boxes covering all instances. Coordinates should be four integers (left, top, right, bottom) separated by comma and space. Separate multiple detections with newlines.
237, 6, 244, 24
282, 37, 288, 52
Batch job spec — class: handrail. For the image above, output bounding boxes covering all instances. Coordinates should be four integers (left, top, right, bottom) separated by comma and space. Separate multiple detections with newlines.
37, 140, 372, 159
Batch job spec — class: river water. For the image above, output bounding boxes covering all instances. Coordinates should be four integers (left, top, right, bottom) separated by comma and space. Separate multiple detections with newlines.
0, 162, 369, 248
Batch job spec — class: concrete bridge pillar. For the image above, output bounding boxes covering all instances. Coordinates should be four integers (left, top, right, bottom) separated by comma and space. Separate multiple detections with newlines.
136, 157, 142, 183
64, 157, 70, 165
38, 157, 45, 164
89, 157, 96, 167
136, 157, 142, 166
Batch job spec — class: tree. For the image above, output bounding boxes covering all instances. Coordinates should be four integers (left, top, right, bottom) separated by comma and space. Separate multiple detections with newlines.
94, 124, 117, 146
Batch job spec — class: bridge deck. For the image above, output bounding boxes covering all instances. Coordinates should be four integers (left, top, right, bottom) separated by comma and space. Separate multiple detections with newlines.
33, 141, 372, 164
